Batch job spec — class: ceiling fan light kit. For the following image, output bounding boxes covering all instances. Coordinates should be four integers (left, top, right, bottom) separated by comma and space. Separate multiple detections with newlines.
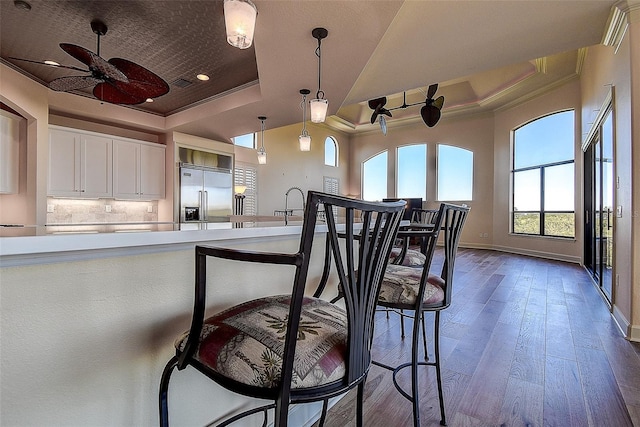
224, 0, 257, 49
310, 27, 329, 123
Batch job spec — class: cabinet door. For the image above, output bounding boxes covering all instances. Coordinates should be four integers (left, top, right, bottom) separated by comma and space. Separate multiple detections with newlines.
113, 139, 140, 199
49, 128, 81, 197
0, 111, 21, 194
140, 144, 165, 199
81, 134, 112, 198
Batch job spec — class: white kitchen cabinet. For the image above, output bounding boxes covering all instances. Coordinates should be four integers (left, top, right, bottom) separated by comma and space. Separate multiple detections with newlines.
48, 127, 113, 198
0, 110, 22, 194
113, 139, 165, 200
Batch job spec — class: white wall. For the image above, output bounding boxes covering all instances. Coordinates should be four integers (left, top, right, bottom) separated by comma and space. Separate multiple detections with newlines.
492, 80, 583, 263
250, 122, 350, 216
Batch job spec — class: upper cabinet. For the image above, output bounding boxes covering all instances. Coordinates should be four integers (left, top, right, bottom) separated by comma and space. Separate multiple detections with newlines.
48, 127, 113, 198
0, 110, 22, 194
48, 126, 165, 200
113, 139, 165, 200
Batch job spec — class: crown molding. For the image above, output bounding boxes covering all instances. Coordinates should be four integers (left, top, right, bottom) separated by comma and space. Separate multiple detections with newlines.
575, 47, 588, 75
602, 1, 630, 50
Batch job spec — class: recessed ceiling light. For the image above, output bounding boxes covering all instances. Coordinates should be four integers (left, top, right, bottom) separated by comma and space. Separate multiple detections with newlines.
196, 74, 210, 81
44, 60, 59, 66
14, 0, 31, 11
146, 98, 154, 103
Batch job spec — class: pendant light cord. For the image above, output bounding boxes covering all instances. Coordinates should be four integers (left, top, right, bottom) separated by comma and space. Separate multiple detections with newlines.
300, 94, 308, 134
315, 40, 324, 100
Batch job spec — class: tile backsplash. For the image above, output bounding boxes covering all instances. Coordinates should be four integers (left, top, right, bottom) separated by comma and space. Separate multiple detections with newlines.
47, 198, 158, 224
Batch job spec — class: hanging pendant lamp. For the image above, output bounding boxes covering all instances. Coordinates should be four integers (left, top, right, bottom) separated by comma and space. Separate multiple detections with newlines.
224, 0, 257, 49
309, 27, 329, 123
257, 116, 267, 164
299, 89, 311, 151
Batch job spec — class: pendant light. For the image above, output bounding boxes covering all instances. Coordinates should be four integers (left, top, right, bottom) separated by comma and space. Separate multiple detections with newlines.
223, 0, 257, 49
299, 89, 311, 151
257, 116, 267, 164
309, 27, 329, 123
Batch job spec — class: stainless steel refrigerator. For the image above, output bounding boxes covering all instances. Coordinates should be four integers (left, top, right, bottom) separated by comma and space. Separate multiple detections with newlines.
180, 166, 232, 223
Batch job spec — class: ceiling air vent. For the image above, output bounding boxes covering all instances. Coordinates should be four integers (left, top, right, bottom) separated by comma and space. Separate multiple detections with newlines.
172, 78, 193, 88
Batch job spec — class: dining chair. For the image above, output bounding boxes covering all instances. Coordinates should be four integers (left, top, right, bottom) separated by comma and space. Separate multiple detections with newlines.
387, 208, 440, 338
375, 203, 469, 426
159, 191, 406, 427
389, 208, 440, 267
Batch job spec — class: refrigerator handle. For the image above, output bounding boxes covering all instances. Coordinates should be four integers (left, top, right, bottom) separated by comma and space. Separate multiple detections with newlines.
204, 191, 209, 221
198, 190, 203, 221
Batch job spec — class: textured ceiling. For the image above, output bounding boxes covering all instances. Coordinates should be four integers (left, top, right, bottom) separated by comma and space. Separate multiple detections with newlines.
0, 0, 258, 115
0, 0, 618, 142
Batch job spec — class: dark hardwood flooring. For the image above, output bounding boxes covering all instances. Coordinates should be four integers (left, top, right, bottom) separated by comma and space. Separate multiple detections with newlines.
315, 248, 640, 426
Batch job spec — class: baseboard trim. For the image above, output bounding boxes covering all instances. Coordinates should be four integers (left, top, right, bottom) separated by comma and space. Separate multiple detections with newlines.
612, 304, 631, 338
461, 243, 581, 264
629, 324, 640, 343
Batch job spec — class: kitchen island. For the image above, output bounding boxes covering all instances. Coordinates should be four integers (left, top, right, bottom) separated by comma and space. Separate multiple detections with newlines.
0, 221, 339, 426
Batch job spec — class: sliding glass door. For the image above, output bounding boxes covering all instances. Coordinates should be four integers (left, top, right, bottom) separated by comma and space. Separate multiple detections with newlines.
584, 107, 614, 301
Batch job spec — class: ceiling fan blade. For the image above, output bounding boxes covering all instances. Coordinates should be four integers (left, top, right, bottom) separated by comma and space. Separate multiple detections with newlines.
60, 43, 128, 83
108, 58, 169, 99
432, 95, 445, 110
8, 56, 88, 73
49, 75, 102, 92
420, 104, 441, 127
93, 81, 147, 105
381, 108, 392, 118
426, 83, 438, 99
370, 111, 379, 124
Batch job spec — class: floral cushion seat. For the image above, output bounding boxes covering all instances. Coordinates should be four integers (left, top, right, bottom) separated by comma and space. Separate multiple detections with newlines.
175, 295, 347, 390
378, 264, 445, 306
389, 247, 426, 267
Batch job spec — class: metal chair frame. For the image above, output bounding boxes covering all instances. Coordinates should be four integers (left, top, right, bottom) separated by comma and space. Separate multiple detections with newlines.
374, 203, 470, 427
159, 191, 405, 427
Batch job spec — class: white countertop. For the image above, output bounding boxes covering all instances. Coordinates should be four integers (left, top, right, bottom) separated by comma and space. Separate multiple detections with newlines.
0, 221, 313, 267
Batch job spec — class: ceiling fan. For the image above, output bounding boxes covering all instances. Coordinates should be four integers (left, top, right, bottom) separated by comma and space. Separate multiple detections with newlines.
10, 19, 169, 105
368, 83, 445, 135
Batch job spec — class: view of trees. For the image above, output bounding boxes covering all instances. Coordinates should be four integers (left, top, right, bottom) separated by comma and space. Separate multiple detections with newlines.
513, 212, 574, 237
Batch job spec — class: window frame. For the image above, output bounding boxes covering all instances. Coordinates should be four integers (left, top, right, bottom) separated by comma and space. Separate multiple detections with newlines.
232, 133, 256, 149
511, 110, 575, 238
324, 136, 339, 167
436, 144, 474, 202
361, 150, 388, 201
396, 143, 427, 200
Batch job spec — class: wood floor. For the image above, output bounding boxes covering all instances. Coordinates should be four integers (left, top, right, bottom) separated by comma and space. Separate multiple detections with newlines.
316, 248, 640, 426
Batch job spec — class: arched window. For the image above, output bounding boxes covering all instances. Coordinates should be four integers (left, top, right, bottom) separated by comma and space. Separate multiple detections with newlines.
362, 151, 387, 201
397, 144, 427, 200
324, 136, 338, 166
512, 110, 574, 237
437, 144, 473, 201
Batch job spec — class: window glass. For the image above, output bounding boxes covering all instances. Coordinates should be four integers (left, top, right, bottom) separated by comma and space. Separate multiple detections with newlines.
233, 133, 255, 149
437, 144, 473, 201
514, 111, 574, 169
513, 169, 540, 211
325, 137, 338, 166
397, 144, 426, 200
362, 151, 387, 201
544, 163, 574, 211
